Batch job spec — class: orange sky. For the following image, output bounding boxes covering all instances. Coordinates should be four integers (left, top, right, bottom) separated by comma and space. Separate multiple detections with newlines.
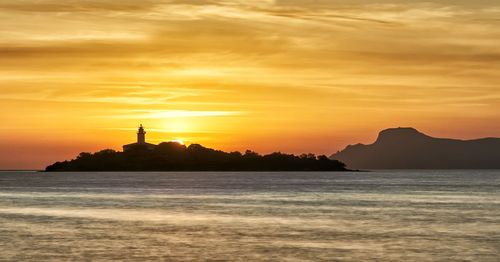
1, 0, 500, 169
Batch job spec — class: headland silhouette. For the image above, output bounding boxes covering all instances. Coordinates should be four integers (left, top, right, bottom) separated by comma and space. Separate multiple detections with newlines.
332, 127, 500, 169
45, 125, 348, 172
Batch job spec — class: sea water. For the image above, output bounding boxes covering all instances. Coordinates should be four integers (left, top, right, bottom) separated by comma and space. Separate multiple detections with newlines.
0, 171, 498, 261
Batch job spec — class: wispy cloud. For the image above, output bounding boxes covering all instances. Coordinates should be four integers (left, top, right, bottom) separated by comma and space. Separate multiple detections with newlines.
0, 86, 204, 105
109, 110, 244, 119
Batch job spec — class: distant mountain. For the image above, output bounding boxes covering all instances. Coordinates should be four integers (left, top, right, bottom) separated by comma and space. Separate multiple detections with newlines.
331, 127, 500, 169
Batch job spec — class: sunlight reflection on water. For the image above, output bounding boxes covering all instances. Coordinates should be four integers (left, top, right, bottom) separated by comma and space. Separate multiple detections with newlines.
0, 171, 499, 261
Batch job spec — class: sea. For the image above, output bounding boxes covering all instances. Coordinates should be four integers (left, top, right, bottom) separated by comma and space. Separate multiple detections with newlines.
0, 171, 498, 261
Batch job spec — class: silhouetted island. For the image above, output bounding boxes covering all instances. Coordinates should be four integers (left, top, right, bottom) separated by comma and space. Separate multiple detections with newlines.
46, 126, 348, 172
331, 127, 500, 169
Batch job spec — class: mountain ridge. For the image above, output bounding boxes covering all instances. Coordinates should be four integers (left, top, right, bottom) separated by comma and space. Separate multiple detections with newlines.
331, 127, 500, 169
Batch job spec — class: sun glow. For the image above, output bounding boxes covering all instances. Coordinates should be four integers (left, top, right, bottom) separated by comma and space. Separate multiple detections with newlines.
1, 0, 500, 170
172, 139, 185, 145
164, 120, 192, 134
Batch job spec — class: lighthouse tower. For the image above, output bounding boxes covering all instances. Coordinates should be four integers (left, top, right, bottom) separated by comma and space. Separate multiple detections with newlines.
137, 124, 146, 144
123, 124, 157, 152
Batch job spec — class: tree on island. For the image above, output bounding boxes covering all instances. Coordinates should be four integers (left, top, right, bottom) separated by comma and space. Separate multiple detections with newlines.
45, 142, 348, 171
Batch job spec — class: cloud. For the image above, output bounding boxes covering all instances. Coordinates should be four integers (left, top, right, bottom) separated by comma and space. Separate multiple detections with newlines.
0, 1, 161, 13
111, 109, 244, 119
0, 86, 205, 105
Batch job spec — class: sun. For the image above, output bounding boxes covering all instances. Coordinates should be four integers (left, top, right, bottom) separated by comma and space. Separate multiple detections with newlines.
172, 139, 185, 145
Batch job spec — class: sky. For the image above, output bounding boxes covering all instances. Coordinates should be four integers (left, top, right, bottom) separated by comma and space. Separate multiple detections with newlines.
1, 0, 500, 169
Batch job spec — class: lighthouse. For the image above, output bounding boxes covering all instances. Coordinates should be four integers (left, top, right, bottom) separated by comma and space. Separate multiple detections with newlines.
123, 124, 157, 152
137, 124, 146, 144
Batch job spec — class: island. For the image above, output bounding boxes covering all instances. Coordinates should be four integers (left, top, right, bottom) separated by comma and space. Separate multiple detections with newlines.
46, 125, 348, 172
